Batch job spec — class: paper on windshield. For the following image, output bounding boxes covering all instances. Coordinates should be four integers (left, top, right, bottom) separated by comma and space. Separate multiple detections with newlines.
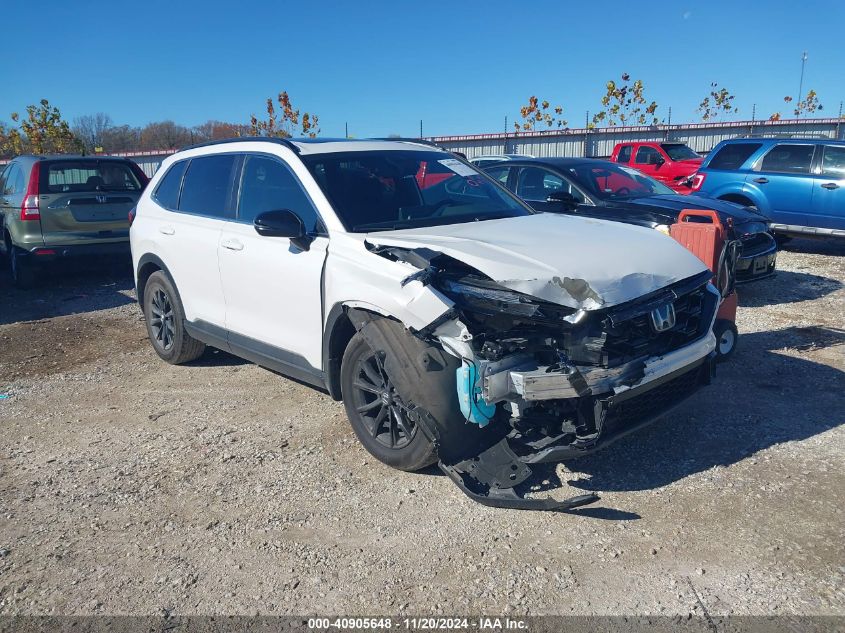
438, 158, 478, 178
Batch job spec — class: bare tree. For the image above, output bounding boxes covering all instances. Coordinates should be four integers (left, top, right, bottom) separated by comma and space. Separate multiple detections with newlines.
72, 113, 114, 152
139, 121, 192, 150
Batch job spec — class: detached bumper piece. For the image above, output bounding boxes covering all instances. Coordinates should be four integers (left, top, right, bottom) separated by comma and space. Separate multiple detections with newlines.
439, 439, 600, 511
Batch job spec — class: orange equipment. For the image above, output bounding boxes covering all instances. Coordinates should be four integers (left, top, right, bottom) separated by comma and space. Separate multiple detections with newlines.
670, 209, 740, 360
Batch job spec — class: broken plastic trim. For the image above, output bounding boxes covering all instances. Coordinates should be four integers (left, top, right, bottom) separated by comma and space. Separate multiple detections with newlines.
439, 439, 600, 511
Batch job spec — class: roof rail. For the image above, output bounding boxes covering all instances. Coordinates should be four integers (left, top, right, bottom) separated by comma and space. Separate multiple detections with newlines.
738, 132, 833, 140
180, 136, 301, 153
369, 137, 446, 149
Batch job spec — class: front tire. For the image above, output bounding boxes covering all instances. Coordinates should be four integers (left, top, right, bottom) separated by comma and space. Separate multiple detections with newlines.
340, 332, 436, 471
142, 271, 206, 364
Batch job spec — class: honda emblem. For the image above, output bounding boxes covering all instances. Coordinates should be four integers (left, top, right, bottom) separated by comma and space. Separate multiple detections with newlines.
650, 303, 676, 333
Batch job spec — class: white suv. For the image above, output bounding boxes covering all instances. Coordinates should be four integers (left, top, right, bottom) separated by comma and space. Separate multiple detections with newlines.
130, 138, 720, 511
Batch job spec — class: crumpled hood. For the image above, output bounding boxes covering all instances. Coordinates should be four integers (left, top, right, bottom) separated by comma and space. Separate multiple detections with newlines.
366, 213, 709, 311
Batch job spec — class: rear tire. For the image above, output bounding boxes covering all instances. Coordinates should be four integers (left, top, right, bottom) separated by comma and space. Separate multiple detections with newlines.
340, 331, 437, 471
142, 271, 205, 364
9, 247, 37, 289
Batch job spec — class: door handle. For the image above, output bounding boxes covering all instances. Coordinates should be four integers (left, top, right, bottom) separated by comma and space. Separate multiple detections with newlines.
821, 182, 840, 190
158, 226, 175, 235
752, 177, 769, 184
220, 239, 244, 251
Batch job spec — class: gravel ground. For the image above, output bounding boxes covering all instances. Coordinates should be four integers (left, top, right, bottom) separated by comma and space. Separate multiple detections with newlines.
0, 240, 843, 617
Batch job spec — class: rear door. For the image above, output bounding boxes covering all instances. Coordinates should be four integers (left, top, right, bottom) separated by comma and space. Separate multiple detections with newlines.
809, 145, 845, 230
151, 154, 237, 328
38, 159, 143, 246
747, 143, 816, 225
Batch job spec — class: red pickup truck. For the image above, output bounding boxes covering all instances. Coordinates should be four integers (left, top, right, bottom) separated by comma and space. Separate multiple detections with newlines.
610, 141, 702, 194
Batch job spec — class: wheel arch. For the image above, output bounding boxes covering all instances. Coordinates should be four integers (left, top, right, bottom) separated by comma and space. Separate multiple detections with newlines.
322, 302, 411, 401
136, 253, 175, 307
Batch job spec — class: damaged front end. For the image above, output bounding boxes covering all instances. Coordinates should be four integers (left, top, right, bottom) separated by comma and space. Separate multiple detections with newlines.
364, 244, 720, 511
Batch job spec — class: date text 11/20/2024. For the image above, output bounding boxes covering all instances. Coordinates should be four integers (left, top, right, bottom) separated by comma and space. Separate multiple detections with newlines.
307, 617, 528, 630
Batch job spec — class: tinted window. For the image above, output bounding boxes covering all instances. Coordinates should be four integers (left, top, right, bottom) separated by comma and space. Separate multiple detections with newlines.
238, 155, 322, 231
303, 150, 530, 232
661, 144, 699, 161
821, 146, 845, 176
42, 160, 143, 194
516, 166, 586, 203
634, 146, 662, 165
617, 145, 632, 163
707, 143, 761, 170
565, 163, 675, 200
153, 160, 188, 210
759, 144, 815, 174
179, 155, 237, 218
3, 165, 23, 195
486, 166, 511, 184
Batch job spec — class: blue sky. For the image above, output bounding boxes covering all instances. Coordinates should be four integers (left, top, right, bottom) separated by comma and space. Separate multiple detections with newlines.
3, 0, 844, 138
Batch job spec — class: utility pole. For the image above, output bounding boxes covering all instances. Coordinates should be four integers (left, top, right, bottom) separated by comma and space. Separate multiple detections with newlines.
504, 116, 508, 153
419, 120, 423, 139
345, 122, 348, 138
797, 51, 808, 115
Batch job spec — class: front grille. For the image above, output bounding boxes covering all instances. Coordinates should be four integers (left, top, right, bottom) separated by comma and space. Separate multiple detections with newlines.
603, 366, 703, 434
739, 232, 776, 257
598, 284, 716, 367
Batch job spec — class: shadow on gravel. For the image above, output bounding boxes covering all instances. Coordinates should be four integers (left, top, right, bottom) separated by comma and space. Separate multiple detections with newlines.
739, 270, 843, 308
189, 348, 251, 367
561, 326, 845, 494
0, 255, 135, 325
780, 237, 845, 257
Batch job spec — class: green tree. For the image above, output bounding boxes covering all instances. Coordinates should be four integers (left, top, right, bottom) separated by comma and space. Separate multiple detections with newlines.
515, 96, 566, 131
697, 82, 738, 121
10, 99, 81, 154
771, 89, 823, 120
592, 73, 658, 127
250, 90, 320, 138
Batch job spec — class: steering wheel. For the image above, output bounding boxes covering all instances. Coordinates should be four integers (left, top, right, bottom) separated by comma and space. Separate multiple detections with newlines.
615, 187, 631, 197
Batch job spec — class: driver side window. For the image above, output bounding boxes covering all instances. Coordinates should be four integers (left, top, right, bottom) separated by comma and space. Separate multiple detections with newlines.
635, 146, 662, 165
238, 154, 323, 233
516, 167, 585, 203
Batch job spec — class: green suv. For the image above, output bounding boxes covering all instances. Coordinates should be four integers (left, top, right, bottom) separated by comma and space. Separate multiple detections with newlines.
0, 155, 149, 287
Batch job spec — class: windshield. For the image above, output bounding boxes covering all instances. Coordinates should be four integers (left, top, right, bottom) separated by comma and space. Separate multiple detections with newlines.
661, 143, 700, 161
42, 160, 145, 194
302, 150, 531, 232
565, 163, 676, 200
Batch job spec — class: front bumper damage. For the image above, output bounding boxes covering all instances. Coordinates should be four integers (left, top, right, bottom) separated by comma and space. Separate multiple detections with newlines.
359, 244, 721, 511
440, 339, 716, 510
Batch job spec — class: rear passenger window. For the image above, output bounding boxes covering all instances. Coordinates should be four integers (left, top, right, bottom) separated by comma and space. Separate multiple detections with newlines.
617, 145, 632, 162
706, 143, 761, 170
152, 160, 188, 210
238, 155, 322, 232
759, 144, 815, 174
179, 155, 237, 218
821, 146, 845, 176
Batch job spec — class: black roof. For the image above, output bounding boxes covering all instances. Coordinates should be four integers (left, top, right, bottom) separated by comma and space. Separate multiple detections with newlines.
489, 156, 614, 168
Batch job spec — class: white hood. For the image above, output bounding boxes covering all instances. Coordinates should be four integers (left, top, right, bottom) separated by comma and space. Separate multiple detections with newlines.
367, 213, 709, 310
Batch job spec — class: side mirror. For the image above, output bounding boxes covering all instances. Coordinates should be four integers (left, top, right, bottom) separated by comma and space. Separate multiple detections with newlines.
653, 155, 666, 166
253, 209, 311, 251
545, 191, 578, 211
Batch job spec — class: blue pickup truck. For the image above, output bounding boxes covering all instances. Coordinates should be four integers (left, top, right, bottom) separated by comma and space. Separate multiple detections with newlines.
690, 138, 845, 239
